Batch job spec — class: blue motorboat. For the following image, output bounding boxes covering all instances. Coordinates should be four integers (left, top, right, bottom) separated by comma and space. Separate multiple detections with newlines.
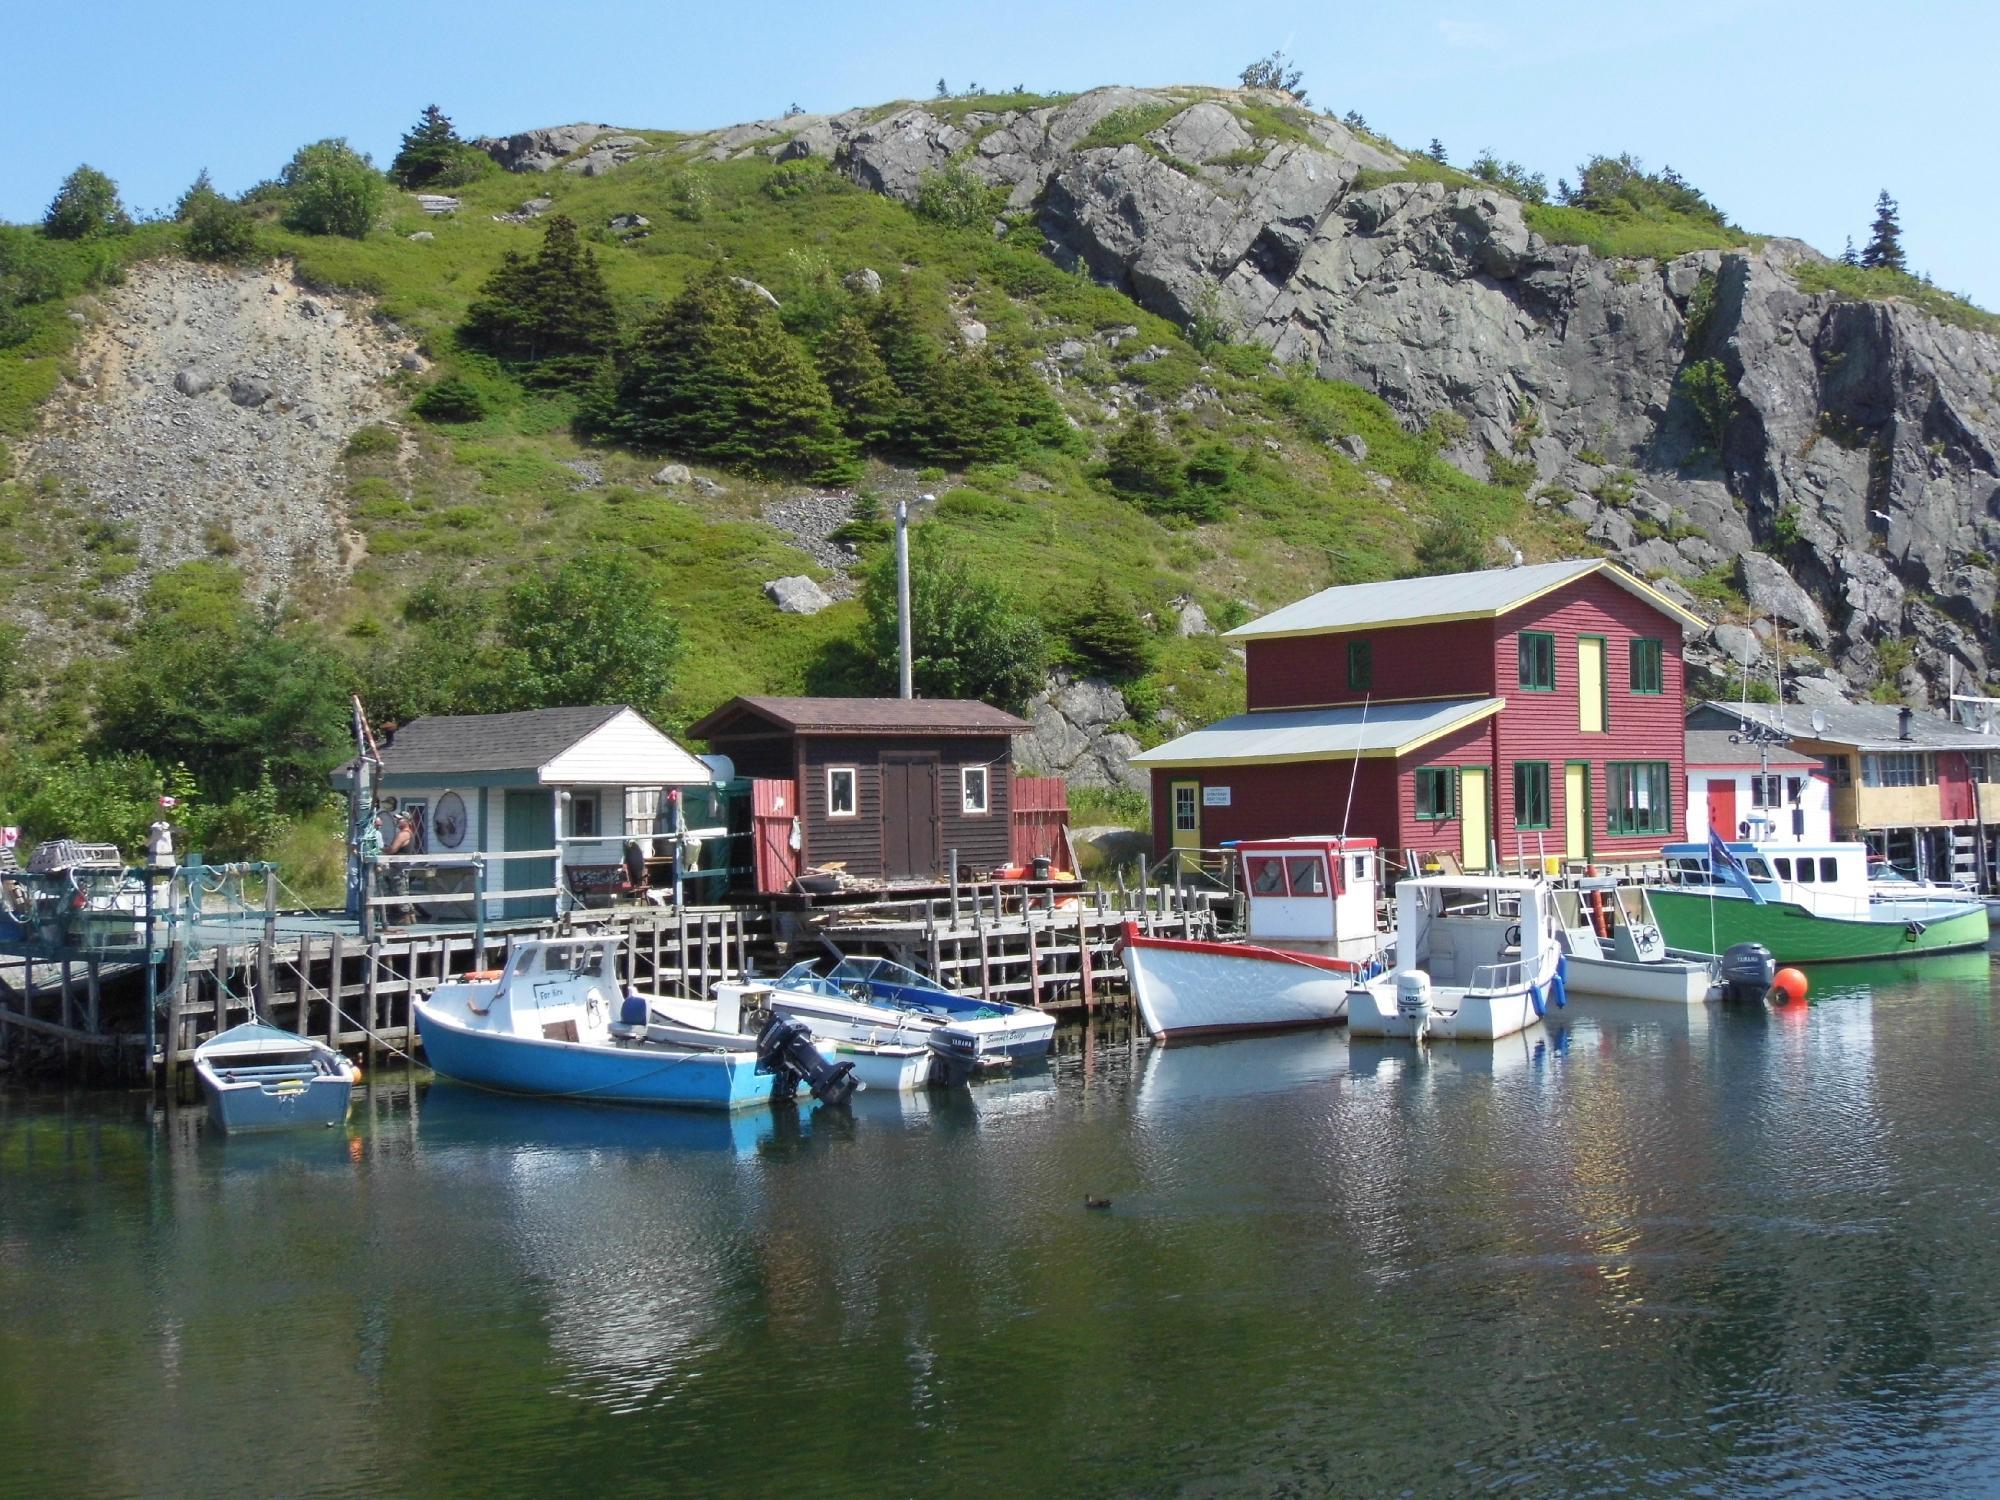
195, 1022, 357, 1133
415, 938, 857, 1111
731, 955, 1057, 1077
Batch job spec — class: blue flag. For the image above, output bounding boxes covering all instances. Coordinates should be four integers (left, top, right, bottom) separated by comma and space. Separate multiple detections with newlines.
1708, 831, 1767, 905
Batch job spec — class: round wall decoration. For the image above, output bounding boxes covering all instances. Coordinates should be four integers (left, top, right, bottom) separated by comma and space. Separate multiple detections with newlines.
433, 791, 468, 850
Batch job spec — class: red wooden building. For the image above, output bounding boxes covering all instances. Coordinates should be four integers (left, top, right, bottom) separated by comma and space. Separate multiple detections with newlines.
1134, 559, 1704, 872
687, 696, 1060, 890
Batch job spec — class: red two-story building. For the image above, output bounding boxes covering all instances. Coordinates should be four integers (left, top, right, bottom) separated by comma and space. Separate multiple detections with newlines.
1134, 558, 1704, 872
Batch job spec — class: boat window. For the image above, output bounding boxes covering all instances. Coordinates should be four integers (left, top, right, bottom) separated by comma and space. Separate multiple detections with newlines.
1793, 861, 1814, 885
509, 948, 536, 977
1773, 857, 1792, 879
1821, 858, 1840, 882
1352, 854, 1370, 884
1744, 860, 1773, 881
1247, 857, 1288, 896
1285, 857, 1328, 897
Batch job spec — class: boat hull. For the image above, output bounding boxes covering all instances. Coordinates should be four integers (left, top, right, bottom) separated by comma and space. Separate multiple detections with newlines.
1345, 982, 1548, 1041
198, 1068, 353, 1133
1124, 933, 1361, 1040
1648, 889, 1989, 964
1561, 952, 1716, 1004
763, 992, 1054, 1065
416, 1002, 780, 1111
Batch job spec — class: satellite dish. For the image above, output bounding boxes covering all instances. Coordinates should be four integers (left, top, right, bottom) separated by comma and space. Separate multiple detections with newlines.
1810, 708, 1828, 735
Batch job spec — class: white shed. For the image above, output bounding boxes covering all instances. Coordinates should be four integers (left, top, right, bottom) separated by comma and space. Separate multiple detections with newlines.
348, 704, 714, 919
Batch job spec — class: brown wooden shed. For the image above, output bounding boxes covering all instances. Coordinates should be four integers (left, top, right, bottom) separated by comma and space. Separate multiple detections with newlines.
687, 696, 1033, 885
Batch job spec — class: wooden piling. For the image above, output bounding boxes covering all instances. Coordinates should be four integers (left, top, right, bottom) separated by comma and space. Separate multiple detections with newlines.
327, 934, 344, 1048
1076, 900, 1094, 1011
974, 904, 992, 1001
295, 937, 312, 1036
364, 944, 380, 1066
1025, 911, 1041, 1010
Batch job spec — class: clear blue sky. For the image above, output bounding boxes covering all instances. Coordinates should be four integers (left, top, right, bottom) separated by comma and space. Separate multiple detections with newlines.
6, 0, 1993, 308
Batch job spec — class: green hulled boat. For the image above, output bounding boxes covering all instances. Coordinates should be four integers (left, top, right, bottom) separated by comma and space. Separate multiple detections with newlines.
1649, 841, 1990, 964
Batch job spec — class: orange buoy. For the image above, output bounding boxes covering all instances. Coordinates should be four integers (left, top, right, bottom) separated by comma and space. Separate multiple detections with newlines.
1769, 967, 1809, 1006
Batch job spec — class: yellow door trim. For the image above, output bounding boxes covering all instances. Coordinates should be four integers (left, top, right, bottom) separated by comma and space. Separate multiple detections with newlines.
1565, 761, 1591, 861
1169, 780, 1201, 852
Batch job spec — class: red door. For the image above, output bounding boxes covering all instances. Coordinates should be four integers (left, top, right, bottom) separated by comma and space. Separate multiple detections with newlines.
1940, 753, 1975, 822
1707, 780, 1737, 838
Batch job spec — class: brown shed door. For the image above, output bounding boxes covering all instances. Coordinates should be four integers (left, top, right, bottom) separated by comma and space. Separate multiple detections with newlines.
882, 755, 940, 878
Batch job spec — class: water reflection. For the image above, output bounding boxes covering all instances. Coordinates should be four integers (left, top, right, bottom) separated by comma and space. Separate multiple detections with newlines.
3, 956, 2000, 1495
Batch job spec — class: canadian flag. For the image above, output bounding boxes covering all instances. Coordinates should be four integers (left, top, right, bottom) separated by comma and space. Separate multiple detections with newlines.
158, 796, 178, 808
0, 827, 16, 850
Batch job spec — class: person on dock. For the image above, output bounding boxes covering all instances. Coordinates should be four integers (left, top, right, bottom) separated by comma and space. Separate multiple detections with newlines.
385, 810, 415, 924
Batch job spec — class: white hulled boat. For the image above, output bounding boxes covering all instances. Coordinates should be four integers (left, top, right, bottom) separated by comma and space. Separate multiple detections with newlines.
1347, 874, 1565, 1041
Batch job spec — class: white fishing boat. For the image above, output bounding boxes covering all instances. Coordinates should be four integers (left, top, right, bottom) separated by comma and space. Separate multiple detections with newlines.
1347, 874, 1565, 1042
1552, 881, 1718, 1003
1123, 837, 1389, 1040
195, 1022, 357, 1132
652, 985, 944, 1092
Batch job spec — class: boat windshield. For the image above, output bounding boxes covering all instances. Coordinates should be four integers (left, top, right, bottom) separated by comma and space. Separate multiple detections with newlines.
827, 956, 947, 994
774, 960, 847, 997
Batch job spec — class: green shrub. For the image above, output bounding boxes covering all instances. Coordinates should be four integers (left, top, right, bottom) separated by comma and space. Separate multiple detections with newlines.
863, 528, 1049, 710
1411, 510, 1489, 576
1791, 260, 1998, 337
763, 159, 829, 200
1677, 358, 1735, 451
43, 165, 129, 241
184, 194, 259, 262
1101, 412, 1184, 507
1486, 451, 1538, 490
664, 170, 711, 221
1078, 103, 1181, 151
411, 376, 489, 423
914, 162, 994, 228
280, 139, 386, 238
344, 424, 399, 458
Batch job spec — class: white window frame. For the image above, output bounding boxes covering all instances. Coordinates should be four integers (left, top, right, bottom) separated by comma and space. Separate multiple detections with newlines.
826, 766, 858, 818
567, 792, 599, 839
961, 765, 990, 816
1863, 752, 1927, 789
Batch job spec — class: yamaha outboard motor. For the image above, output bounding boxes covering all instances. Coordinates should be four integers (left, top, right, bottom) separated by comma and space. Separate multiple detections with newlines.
925, 1026, 984, 1087
1719, 942, 1775, 1004
755, 1014, 859, 1106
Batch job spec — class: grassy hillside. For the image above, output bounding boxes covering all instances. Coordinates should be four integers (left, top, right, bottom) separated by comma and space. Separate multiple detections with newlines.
0, 105, 1613, 872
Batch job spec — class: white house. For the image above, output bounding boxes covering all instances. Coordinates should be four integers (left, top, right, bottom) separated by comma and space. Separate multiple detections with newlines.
1683, 729, 1831, 844
344, 704, 715, 919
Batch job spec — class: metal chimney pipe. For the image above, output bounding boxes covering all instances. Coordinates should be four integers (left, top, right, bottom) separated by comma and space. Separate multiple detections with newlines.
896, 499, 913, 699
1899, 706, 1913, 741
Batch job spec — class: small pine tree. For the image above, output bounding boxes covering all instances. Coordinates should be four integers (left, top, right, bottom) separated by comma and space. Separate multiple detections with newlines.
1426, 138, 1449, 166
43, 165, 130, 240
1065, 575, 1155, 679
390, 105, 462, 189
1239, 49, 1307, 101
815, 315, 902, 448
1342, 110, 1368, 133
460, 215, 616, 383
1840, 236, 1859, 267
936, 77, 949, 98
1102, 413, 1186, 510
1861, 190, 1906, 272
614, 270, 856, 482
174, 168, 221, 221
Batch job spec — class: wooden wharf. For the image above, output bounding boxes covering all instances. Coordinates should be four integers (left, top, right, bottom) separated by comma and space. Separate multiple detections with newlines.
0, 870, 1218, 1086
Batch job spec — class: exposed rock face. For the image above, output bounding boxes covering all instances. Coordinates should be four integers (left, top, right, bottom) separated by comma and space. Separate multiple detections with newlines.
1017, 672, 1145, 792
777, 86, 1999, 702
18, 259, 416, 601
474, 124, 617, 173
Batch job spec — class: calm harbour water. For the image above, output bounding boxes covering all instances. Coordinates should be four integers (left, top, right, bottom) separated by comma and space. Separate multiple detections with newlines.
7, 954, 2000, 1498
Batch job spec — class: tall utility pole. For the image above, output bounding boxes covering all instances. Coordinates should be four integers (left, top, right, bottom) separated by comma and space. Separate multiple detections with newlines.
895, 499, 913, 699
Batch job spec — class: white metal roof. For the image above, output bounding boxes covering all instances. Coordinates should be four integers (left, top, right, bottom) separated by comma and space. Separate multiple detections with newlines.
1227, 558, 1705, 640
1131, 698, 1504, 768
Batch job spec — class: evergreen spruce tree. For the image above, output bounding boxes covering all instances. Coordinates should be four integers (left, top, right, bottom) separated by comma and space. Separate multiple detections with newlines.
390, 105, 463, 189
461, 215, 615, 383
1840, 236, 1859, 267
1426, 138, 1449, 165
815, 315, 901, 448
614, 270, 855, 481
867, 279, 950, 454
1064, 575, 1155, 679
1101, 413, 1186, 510
1861, 190, 1906, 272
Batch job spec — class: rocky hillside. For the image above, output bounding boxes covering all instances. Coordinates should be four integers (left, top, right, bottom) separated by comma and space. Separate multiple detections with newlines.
6, 82, 1997, 757
567, 85, 1994, 703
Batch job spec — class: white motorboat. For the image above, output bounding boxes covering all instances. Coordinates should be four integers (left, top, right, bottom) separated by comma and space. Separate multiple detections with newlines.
651, 985, 944, 1092
1553, 882, 1718, 1003
1123, 837, 1390, 1040
1347, 874, 1566, 1042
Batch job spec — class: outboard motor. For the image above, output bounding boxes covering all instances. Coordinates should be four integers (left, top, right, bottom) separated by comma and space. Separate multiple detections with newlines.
1395, 970, 1433, 1042
1719, 942, 1776, 1004
925, 1026, 984, 1087
755, 1014, 859, 1106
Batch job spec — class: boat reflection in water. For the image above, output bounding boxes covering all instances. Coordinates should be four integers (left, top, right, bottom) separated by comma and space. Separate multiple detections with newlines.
414, 1080, 798, 1159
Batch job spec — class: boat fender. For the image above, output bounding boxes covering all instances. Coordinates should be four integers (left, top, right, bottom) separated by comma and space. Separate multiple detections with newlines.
1551, 952, 1568, 1010
1529, 981, 1545, 1019
1904, 920, 1927, 943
